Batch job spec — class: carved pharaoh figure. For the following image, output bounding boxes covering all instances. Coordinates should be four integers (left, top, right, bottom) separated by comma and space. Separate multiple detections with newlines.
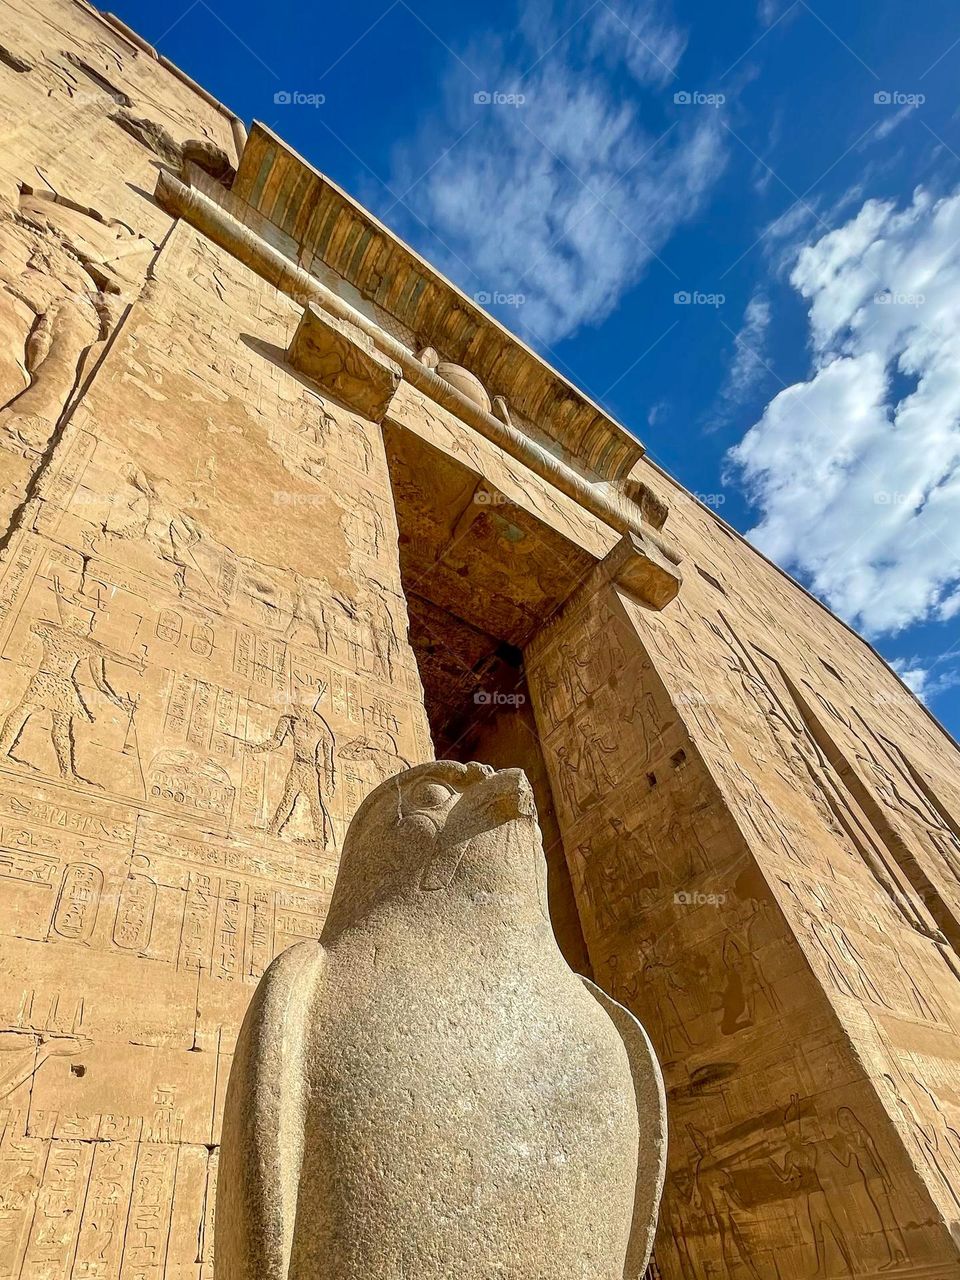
0, 583, 142, 783
217, 760, 667, 1280
242, 688, 336, 848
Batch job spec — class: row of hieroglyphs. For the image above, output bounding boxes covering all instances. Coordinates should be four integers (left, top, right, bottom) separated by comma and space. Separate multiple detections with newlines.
0, 798, 334, 976
0, 1120, 218, 1279
0, 537, 425, 851
0, 6, 435, 1275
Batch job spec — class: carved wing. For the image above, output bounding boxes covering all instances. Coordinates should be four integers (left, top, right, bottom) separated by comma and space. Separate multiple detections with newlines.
581, 976, 668, 1278
216, 940, 324, 1280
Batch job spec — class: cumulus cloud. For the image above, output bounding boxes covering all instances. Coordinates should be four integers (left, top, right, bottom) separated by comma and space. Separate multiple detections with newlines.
388, 0, 725, 345
891, 661, 930, 698
728, 186, 960, 637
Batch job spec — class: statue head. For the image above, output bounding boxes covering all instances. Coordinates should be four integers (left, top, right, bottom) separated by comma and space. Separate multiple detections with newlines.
322, 760, 548, 937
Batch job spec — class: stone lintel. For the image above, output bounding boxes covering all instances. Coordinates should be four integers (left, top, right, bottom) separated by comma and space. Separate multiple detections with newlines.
600, 530, 682, 610
288, 302, 401, 423
235, 123, 645, 481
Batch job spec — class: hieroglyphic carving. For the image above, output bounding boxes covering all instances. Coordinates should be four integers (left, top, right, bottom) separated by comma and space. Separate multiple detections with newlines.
0, 580, 143, 784
0, 34, 431, 1267
529, 573, 960, 1279
50, 861, 102, 942
240, 688, 336, 847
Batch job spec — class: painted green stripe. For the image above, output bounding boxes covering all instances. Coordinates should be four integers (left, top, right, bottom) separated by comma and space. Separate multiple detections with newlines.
347, 226, 373, 280
247, 151, 274, 209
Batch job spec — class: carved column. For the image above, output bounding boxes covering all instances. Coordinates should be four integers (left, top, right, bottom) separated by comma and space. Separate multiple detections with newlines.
526, 542, 960, 1280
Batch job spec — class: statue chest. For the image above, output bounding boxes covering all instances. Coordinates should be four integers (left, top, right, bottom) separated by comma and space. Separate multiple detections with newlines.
289, 959, 639, 1279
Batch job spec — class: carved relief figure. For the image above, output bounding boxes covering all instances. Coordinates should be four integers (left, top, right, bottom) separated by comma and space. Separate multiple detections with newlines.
0, 297, 97, 455
0, 582, 142, 784
688, 1126, 760, 1280
0, 187, 150, 480
642, 942, 703, 1060
659, 1167, 697, 1278
718, 928, 781, 1035
554, 743, 582, 815
532, 662, 564, 729
830, 1106, 907, 1269
578, 726, 620, 798
243, 686, 337, 847
285, 572, 332, 653
807, 891, 890, 1009
769, 1095, 854, 1278
558, 638, 593, 705
361, 583, 401, 681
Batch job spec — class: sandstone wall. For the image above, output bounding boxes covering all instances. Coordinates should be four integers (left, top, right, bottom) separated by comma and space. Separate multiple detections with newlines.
527, 560, 960, 1277
2, 3, 960, 1279
0, 5, 429, 1274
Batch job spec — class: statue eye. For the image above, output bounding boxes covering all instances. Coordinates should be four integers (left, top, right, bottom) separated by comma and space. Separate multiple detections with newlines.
412, 781, 455, 810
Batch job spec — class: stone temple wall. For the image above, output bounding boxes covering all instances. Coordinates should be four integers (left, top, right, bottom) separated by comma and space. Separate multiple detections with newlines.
0, 4, 430, 1273
526, 535, 960, 1277
1, 2, 960, 1278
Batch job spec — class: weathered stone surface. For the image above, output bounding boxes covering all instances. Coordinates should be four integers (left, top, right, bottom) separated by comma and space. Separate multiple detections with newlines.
2, 2, 960, 1278
217, 760, 666, 1279
419, 345, 494, 414
111, 107, 183, 166
288, 302, 402, 423
623, 477, 669, 529
609, 530, 682, 609
181, 137, 235, 184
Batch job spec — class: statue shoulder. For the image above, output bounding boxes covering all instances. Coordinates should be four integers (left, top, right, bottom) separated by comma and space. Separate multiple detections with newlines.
255, 939, 325, 1025
217, 939, 326, 1280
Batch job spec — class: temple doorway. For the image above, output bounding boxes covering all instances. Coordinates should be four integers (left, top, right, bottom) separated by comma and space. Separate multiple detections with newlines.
382, 418, 592, 972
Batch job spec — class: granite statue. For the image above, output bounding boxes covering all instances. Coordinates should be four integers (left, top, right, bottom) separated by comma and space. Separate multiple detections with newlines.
216, 760, 667, 1278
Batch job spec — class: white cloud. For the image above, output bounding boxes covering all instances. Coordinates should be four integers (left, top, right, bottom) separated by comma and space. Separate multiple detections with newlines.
873, 102, 918, 142
587, 2, 687, 87
647, 399, 668, 427
890, 658, 960, 703
757, 0, 783, 23
712, 292, 771, 424
388, 0, 725, 345
891, 660, 930, 698
728, 186, 960, 637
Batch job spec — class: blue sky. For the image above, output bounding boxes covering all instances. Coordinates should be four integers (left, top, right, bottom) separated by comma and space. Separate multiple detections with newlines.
120, 0, 960, 736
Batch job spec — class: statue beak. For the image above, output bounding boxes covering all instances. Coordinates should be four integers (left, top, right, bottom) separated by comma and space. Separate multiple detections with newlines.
420, 768, 536, 891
